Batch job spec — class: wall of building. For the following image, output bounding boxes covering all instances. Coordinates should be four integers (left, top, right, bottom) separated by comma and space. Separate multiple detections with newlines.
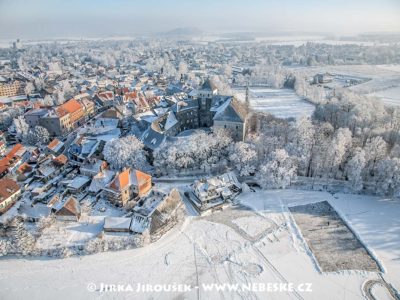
213, 120, 245, 141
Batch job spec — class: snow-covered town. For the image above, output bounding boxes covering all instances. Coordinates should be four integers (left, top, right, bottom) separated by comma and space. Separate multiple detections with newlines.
0, 1, 400, 299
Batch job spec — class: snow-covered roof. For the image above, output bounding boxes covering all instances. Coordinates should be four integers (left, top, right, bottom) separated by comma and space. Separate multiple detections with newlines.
68, 175, 90, 190
88, 170, 115, 193
164, 111, 178, 131
213, 98, 246, 123
104, 217, 132, 231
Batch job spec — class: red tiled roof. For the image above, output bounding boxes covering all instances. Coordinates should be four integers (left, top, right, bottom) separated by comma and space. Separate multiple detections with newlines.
0, 178, 20, 201
53, 154, 68, 165
47, 139, 60, 150
61, 99, 82, 114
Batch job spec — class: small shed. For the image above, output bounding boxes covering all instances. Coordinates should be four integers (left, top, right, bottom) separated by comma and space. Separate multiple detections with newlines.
103, 217, 132, 233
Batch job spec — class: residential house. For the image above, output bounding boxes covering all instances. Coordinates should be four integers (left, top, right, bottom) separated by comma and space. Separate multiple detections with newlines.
130, 189, 182, 237
0, 178, 21, 214
16, 162, 33, 181
39, 109, 71, 136
88, 169, 115, 195
189, 172, 242, 212
0, 144, 29, 177
57, 99, 84, 128
104, 168, 152, 207
36, 154, 68, 182
54, 197, 81, 221
45, 138, 65, 156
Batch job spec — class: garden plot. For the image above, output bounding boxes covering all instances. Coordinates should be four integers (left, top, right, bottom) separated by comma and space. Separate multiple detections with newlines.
289, 201, 381, 273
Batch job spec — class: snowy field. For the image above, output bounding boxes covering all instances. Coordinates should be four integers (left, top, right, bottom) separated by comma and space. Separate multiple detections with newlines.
0, 189, 399, 300
288, 64, 400, 106
235, 88, 315, 119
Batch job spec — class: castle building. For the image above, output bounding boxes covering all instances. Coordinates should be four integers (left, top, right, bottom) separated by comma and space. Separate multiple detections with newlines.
141, 79, 247, 150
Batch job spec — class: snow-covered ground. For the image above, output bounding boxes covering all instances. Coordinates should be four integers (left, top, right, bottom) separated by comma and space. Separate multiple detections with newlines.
235, 88, 315, 119
0, 189, 399, 300
288, 64, 400, 106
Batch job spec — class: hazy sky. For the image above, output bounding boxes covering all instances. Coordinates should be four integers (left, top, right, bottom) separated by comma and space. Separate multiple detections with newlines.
0, 0, 399, 39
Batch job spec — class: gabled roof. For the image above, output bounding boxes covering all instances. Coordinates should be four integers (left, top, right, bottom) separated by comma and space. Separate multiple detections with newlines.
0, 144, 24, 168
60, 99, 82, 114
16, 162, 32, 175
109, 168, 151, 191
213, 98, 246, 123
53, 154, 68, 165
47, 138, 62, 150
55, 197, 81, 217
0, 178, 20, 201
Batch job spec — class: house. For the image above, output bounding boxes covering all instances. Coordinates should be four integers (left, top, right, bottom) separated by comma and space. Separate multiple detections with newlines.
54, 98, 86, 129
0, 144, 28, 176
45, 138, 65, 156
103, 168, 152, 207
24, 108, 49, 128
88, 169, 115, 195
0, 178, 21, 214
66, 175, 91, 194
80, 160, 107, 177
36, 154, 68, 182
313, 73, 333, 84
16, 162, 33, 181
54, 196, 81, 221
95, 91, 114, 108
130, 189, 182, 237
189, 172, 242, 212
39, 109, 71, 136
18, 203, 51, 222
78, 98, 96, 119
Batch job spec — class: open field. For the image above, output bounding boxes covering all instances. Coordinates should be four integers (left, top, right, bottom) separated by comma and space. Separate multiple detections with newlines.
235, 87, 315, 119
0, 189, 399, 300
289, 64, 400, 106
289, 201, 380, 273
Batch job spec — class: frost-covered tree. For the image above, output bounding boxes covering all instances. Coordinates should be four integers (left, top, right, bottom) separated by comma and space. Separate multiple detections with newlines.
103, 136, 147, 170
374, 158, 400, 198
13, 116, 30, 142
364, 136, 388, 176
43, 95, 54, 106
258, 149, 297, 189
326, 128, 352, 178
26, 126, 50, 145
154, 129, 232, 174
24, 82, 35, 95
0, 110, 19, 131
177, 61, 188, 79
34, 78, 45, 91
229, 142, 257, 176
54, 91, 65, 105
345, 148, 366, 191
292, 116, 315, 176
